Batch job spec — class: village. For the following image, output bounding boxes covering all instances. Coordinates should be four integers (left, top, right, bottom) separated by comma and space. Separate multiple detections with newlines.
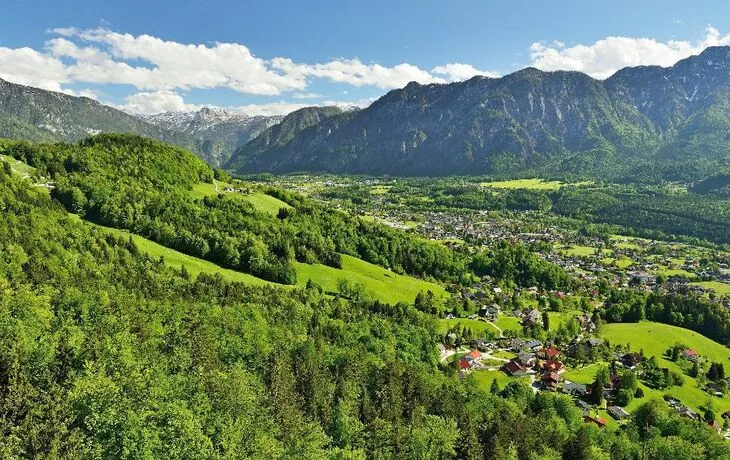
438, 303, 730, 436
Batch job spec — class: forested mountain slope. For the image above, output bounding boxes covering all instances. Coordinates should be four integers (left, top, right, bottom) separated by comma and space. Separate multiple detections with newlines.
229, 46, 730, 179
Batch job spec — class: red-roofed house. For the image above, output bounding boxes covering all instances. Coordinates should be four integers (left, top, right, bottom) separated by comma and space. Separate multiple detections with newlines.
543, 360, 564, 373
540, 346, 561, 361
504, 360, 528, 377
542, 372, 560, 390
682, 349, 700, 361
584, 416, 606, 428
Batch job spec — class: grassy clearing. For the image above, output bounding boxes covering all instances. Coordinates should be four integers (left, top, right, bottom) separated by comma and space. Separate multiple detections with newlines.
437, 318, 501, 336
80, 218, 276, 286
563, 363, 605, 384
369, 185, 391, 195
654, 266, 694, 278
692, 281, 730, 295
601, 322, 730, 419
494, 315, 522, 333
294, 254, 446, 305
0, 154, 36, 175
480, 178, 592, 190
614, 257, 634, 269
190, 181, 291, 216
560, 245, 597, 257
470, 369, 530, 391
242, 192, 291, 216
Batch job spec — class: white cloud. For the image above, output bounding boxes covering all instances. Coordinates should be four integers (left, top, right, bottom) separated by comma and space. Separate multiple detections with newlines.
0, 27, 495, 98
529, 26, 730, 79
292, 92, 322, 99
120, 90, 202, 113
432, 63, 498, 81
270, 57, 446, 89
0, 46, 69, 91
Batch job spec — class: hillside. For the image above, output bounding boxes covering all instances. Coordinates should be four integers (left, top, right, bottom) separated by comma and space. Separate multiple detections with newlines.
0, 78, 207, 154
226, 105, 349, 172
228, 46, 730, 179
1, 134, 464, 288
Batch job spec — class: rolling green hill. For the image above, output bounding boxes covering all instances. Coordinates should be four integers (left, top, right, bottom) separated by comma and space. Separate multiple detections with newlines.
601, 322, 730, 419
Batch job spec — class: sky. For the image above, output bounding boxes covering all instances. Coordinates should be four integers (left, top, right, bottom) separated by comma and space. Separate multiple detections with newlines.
3, 0, 730, 116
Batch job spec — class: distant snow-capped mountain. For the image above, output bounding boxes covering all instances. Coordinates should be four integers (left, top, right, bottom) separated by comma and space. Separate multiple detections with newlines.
136, 107, 283, 166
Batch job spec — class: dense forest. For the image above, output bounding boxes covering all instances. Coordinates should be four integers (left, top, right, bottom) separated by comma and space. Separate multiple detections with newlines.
2, 148, 730, 459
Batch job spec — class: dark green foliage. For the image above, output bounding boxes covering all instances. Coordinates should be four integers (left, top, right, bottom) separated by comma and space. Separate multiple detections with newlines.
470, 241, 573, 291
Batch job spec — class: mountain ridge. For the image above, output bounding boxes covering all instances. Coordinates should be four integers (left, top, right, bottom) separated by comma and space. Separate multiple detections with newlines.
227, 46, 730, 178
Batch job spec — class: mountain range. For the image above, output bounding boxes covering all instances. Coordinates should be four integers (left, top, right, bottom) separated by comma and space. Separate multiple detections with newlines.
137, 107, 281, 166
226, 46, 730, 178
0, 78, 279, 166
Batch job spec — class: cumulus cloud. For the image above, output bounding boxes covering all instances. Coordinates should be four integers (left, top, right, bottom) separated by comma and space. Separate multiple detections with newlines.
0, 46, 69, 91
432, 63, 498, 81
530, 26, 730, 79
0, 27, 498, 101
121, 90, 202, 113
270, 57, 446, 89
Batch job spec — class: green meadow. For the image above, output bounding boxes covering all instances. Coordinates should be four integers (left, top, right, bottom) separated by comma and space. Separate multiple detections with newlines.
190, 181, 291, 216
295, 254, 446, 305
601, 322, 730, 420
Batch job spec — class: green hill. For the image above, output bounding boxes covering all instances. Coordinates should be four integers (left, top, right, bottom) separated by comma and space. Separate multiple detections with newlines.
601, 322, 730, 419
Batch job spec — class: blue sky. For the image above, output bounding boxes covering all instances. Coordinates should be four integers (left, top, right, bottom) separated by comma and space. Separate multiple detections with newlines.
2, 0, 730, 115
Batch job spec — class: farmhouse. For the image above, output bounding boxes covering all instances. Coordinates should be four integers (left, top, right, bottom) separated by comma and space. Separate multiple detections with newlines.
682, 349, 700, 361
504, 360, 528, 377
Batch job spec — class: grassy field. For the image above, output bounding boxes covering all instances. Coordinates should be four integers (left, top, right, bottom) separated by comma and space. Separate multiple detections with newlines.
655, 266, 694, 278
369, 185, 391, 195
294, 254, 446, 305
494, 315, 522, 333
471, 369, 530, 391
560, 245, 597, 257
481, 178, 565, 190
692, 281, 730, 295
0, 154, 36, 175
437, 318, 501, 336
190, 181, 291, 216
601, 322, 730, 420
79, 218, 276, 286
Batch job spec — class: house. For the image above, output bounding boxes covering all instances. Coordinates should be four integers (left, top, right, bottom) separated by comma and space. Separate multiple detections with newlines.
682, 349, 700, 361
516, 351, 536, 367
467, 350, 481, 360
678, 406, 698, 420
504, 360, 528, 377
509, 338, 526, 351
525, 340, 543, 352
522, 309, 542, 326
608, 406, 629, 420
575, 399, 591, 414
564, 382, 588, 397
542, 372, 560, 390
584, 415, 607, 428
543, 360, 564, 373
586, 338, 602, 348
458, 358, 474, 371
473, 339, 489, 351
540, 346, 561, 360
